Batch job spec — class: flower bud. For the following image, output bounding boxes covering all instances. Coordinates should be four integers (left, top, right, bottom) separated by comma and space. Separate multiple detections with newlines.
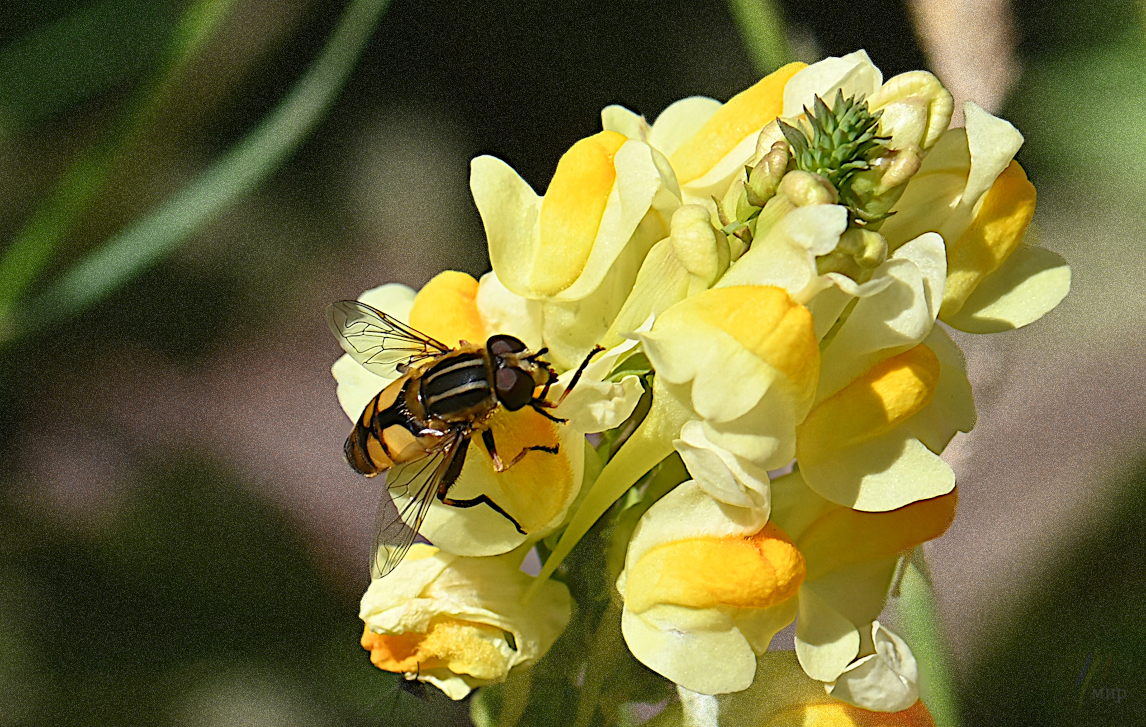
779, 170, 838, 207
746, 140, 790, 205
867, 71, 954, 152
669, 205, 730, 288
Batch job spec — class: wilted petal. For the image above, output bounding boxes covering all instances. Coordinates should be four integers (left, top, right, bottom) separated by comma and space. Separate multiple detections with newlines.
828, 623, 920, 712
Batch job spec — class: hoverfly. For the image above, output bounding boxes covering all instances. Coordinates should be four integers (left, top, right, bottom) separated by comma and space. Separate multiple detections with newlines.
327, 300, 599, 579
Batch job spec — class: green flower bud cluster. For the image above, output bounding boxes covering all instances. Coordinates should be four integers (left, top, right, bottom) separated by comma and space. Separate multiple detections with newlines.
778, 90, 889, 224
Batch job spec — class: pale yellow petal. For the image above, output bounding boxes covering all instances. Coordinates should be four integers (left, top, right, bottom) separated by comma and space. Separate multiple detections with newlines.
470, 155, 543, 299
942, 244, 1071, 333
795, 586, 860, 682
648, 96, 723, 157
828, 623, 920, 712
941, 159, 1036, 318
783, 51, 882, 118
621, 605, 757, 694
800, 432, 956, 512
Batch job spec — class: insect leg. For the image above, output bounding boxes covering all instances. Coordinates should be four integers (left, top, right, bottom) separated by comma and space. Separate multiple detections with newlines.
441, 491, 527, 534
534, 345, 605, 410
434, 434, 526, 534
481, 428, 558, 472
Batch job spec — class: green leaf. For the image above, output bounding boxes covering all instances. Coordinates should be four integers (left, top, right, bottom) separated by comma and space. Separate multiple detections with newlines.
5, 0, 393, 343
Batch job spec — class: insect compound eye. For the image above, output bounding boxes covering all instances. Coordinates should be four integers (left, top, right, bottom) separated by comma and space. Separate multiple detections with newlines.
495, 366, 535, 411
487, 335, 527, 358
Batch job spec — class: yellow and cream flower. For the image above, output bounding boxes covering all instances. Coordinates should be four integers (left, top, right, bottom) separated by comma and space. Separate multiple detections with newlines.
604, 62, 805, 207
331, 271, 643, 558
880, 102, 1070, 332
359, 544, 571, 699
531, 283, 820, 592
670, 651, 937, 726
469, 130, 680, 369
768, 468, 956, 705
616, 481, 804, 694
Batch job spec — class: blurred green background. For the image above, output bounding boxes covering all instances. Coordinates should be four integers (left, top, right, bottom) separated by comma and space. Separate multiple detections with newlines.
0, 1, 1144, 725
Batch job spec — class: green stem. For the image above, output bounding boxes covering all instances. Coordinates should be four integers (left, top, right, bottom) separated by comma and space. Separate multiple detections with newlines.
725, 0, 790, 75
10, 0, 392, 340
573, 600, 625, 727
525, 409, 676, 602
0, 0, 235, 335
898, 548, 961, 727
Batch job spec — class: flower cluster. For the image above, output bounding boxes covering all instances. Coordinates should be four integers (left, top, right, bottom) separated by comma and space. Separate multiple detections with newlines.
332, 50, 1069, 723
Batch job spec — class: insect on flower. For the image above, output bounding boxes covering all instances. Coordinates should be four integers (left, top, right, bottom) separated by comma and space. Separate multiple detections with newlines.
327, 300, 600, 578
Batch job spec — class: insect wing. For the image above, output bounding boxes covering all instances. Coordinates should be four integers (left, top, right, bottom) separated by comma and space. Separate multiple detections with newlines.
327, 300, 452, 378
371, 432, 464, 579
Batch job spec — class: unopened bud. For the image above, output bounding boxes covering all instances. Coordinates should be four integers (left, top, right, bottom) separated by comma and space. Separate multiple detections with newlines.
868, 71, 954, 151
839, 228, 888, 269
670, 205, 730, 286
746, 141, 789, 206
878, 145, 923, 189
816, 249, 860, 279
778, 170, 838, 207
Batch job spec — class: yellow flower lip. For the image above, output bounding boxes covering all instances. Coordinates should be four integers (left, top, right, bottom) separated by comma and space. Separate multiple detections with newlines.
669, 62, 805, 185
535, 130, 628, 296
653, 285, 821, 406
798, 489, 957, 581
362, 616, 510, 680
625, 521, 806, 614
799, 344, 940, 456
942, 159, 1036, 318
765, 700, 936, 726
409, 270, 486, 345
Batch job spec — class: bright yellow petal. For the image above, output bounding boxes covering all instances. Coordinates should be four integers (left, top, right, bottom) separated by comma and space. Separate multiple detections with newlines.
670, 63, 805, 185
765, 701, 936, 727
683, 285, 821, 400
626, 522, 805, 613
409, 270, 487, 345
535, 130, 628, 295
798, 490, 957, 580
800, 344, 941, 453
941, 160, 1036, 318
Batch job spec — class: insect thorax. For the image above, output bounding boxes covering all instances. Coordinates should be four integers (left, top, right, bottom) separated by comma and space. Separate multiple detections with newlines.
417, 348, 497, 424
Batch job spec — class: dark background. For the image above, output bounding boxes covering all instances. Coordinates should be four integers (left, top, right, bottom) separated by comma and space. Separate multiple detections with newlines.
1, 1, 1144, 724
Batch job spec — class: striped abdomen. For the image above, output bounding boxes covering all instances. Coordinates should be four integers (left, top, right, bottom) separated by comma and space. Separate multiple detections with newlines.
418, 349, 497, 423
345, 375, 440, 476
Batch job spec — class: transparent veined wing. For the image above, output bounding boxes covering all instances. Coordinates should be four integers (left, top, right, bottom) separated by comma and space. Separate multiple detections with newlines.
370, 432, 467, 579
327, 300, 452, 379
